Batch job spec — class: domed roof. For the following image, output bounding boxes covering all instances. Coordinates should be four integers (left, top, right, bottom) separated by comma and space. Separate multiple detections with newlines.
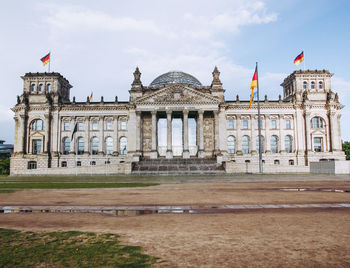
150, 71, 202, 87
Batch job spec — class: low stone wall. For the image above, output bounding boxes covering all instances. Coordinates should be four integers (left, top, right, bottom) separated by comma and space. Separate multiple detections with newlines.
10, 162, 132, 176
225, 161, 309, 174
310, 160, 350, 174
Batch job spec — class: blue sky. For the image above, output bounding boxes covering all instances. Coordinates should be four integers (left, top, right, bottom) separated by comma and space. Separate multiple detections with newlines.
0, 0, 349, 143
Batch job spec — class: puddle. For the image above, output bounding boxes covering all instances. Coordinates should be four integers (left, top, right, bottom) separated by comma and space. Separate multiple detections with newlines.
1, 203, 349, 217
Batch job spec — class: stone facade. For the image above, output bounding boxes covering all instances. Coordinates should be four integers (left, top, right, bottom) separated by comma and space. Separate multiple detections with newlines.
10, 68, 346, 175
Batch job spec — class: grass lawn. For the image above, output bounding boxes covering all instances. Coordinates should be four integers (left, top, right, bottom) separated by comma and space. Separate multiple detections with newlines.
0, 182, 158, 190
0, 189, 15, 194
0, 228, 160, 267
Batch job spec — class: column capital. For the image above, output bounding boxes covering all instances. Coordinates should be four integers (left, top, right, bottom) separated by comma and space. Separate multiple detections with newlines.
183, 109, 189, 115
151, 110, 157, 116
198, 110, 204, 115
136, 111, 142, 116
166, 110, 172, 116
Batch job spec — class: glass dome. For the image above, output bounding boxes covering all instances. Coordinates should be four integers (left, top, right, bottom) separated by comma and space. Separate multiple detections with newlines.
150, 71, 202, 87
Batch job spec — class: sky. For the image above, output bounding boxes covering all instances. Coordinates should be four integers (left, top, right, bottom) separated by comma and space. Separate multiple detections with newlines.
1, 0, 350, 143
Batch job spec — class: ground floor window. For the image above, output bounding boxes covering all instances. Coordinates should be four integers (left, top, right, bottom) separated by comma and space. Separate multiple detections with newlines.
61, 161, 67, 167
76, 161, 81, 166
32, 139, 42, 154
313, 137, 322, 152
27, 161, 37, 169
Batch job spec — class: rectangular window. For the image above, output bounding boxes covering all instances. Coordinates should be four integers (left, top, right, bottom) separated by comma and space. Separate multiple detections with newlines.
77, 122, 84, 131
271, 120, 277, 129
106, 121, 113, 130
61, 161, 67, 167
285, 120, 291, 129
120, 121, 127, 130
92, 121, 98, 130
76, 161, 81, 167
314, 137, 322, 152
63, 122, 70, 131
27, 161, 37, 169
32, 140, 42, 154
228, 119, 234, 129
242, 120, 248, 129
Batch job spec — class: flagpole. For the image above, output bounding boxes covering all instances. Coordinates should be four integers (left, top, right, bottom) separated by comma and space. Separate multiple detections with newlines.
303, 50, 305, 71
48, 51, 51, 73
256, 62, 263, 174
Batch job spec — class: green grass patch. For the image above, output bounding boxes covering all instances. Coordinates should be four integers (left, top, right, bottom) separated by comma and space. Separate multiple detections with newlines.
0, 228, 160, 267
0, 182, 158, 190
0, 189, 15, 194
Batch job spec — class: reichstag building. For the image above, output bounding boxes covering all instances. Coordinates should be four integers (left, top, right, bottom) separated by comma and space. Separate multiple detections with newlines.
10, 67, 345, 175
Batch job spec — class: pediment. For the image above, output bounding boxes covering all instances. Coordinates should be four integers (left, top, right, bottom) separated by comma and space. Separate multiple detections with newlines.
135, 84, 220, 105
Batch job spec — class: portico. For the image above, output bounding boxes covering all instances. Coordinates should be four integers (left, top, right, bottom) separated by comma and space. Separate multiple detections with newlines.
137, 109, 220, 159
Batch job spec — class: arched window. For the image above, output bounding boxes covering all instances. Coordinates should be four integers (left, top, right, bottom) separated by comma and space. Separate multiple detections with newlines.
62, 137, 70, 155
91, 137, 99, 155
31, 119, 44, 131
285, 135, 292, 153
311, 117, 324, 128
311, 81, 315, 89
31, 84, 36, 92
105, 137, 113, 154
227, 136, 235, 154
270, 135, 278, 153
242, 136, 250, 154
38, 84, 44, 92
120, 137, 127, 155
256, 135, 264, 153
303, 81, 307, 89
318, 81, 323, 89
47, 84, 51, 91
77, 137, 84, 155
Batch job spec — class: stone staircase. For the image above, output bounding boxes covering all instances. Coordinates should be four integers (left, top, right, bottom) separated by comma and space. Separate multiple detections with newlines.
132, 158, 225, 175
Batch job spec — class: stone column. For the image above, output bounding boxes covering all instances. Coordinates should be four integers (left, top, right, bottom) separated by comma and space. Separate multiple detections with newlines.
166, 110, 173, 159
331, 113, 341, 151
279, 115, 285, 152
150, 111, 158, 159
98, 116, 104, 155
44, 114, 50, 153
183, 110, 190, 158
214, 110, 220, 155
113, 115, 119, 155
305, 112, 311, 152
83, 117, 89, 154
69, 117, 75, 154
236, 114, 242, 154
19, 115, 26, 154
136, 111, 142, 153
198, 110, 204, 158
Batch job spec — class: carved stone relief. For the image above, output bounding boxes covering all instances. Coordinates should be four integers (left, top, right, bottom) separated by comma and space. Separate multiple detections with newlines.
142, 114, 152, 152
203, 116, 214, 152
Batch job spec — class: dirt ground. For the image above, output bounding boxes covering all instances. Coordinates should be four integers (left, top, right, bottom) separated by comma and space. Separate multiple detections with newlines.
1, 210, 350, 267
1, 179, 350, 267
1, 180, 350, 206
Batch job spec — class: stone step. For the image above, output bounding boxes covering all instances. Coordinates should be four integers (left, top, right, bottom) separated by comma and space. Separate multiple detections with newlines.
131, 158, 225, 174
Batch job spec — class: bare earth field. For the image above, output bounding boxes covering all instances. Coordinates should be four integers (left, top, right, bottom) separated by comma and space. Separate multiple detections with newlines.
1, 176, 350, 267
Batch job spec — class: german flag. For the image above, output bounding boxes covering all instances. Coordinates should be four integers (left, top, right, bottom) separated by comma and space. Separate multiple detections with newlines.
40, 53, 50, 66
294, 51, 304, 66
248, 66, 257, 109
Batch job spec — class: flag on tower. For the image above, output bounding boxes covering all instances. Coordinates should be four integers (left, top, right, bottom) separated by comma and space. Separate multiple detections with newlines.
248, 66, 258, 109
89, 92, 93, 101
294, 51, 304, 66
40, 53, 50, 66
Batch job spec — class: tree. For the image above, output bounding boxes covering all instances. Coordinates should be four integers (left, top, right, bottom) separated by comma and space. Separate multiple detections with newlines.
343, 141, 350, 160
0, 157, 10, 175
